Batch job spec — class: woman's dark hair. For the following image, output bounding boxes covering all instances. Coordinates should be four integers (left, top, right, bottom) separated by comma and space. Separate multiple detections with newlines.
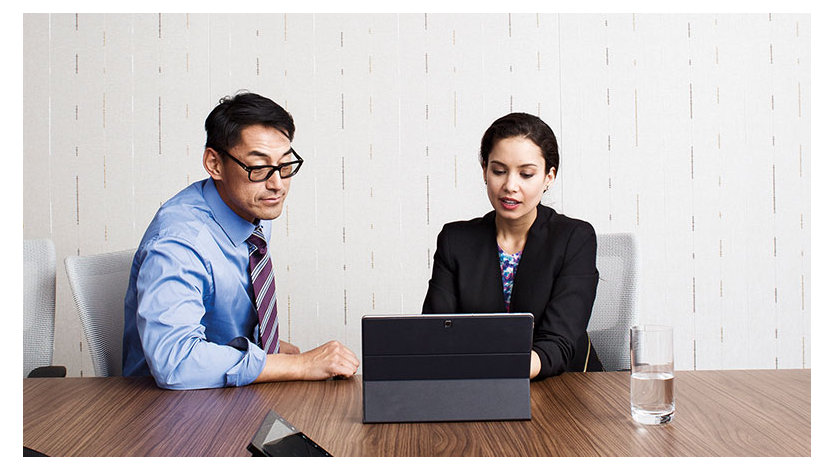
479, 112, 559, 176
205, 91, 295, 152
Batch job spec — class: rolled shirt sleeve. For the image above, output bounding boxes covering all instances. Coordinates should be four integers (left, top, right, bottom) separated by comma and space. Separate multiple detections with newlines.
135, 237, 266, 389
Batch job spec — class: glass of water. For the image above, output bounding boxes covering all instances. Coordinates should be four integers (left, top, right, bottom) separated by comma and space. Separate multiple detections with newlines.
630, 325, 674, 425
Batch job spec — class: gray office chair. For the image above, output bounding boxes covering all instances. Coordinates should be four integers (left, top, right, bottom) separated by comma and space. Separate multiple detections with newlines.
65, 248, 135, 377
587, 233, 638, 372
23, 239, 65, 378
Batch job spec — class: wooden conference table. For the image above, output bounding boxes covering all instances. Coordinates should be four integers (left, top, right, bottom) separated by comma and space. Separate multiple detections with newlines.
23, 369, 810, 457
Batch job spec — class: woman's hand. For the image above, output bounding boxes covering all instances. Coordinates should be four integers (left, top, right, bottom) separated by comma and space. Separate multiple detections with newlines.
530, 350, 541, 379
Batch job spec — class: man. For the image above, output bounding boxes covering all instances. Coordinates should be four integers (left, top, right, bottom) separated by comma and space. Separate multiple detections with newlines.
122, 92, 359, 389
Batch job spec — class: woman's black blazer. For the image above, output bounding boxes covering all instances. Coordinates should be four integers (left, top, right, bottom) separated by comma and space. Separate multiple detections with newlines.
422, 204, 603, 377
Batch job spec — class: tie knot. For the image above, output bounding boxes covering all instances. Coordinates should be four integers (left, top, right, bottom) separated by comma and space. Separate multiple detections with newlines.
247, 227, 268, 254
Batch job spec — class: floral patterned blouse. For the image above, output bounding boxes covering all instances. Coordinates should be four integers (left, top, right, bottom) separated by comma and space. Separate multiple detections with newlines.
498, 245, 523, 312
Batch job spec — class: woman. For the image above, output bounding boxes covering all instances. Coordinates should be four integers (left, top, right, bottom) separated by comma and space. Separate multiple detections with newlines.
422, 112, 603, 379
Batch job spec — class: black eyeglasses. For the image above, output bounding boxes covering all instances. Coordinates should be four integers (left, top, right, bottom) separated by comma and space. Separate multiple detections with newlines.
217, 148, 304, 182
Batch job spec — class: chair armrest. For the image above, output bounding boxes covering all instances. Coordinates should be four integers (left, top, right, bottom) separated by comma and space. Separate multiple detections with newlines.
27, 366, 67, 378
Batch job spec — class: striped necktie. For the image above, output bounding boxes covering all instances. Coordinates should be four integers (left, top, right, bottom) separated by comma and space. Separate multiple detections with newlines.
247, 226, 279, 354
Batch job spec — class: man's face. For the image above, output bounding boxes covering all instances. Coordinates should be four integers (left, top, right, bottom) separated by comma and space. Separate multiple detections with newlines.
205, 124, 295, 223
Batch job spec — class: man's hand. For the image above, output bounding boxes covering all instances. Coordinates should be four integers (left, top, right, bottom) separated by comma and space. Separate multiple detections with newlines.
298, 340, 360, 380
279, 340, 301, 354
254, 340, 359, 383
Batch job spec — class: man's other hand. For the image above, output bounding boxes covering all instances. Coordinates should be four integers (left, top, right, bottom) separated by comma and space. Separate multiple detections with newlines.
254, 340, 359, 383
279, 340, 301, 354
299, 341, 359, 380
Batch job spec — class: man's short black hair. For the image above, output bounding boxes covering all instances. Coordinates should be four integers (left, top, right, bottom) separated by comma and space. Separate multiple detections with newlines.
204, 91, 295, 152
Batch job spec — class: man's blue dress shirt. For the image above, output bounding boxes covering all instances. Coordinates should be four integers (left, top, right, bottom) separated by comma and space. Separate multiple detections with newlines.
122, 178, 271, 389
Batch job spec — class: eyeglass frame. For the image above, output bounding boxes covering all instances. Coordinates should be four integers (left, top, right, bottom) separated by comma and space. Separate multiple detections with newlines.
216, 147, 304, 182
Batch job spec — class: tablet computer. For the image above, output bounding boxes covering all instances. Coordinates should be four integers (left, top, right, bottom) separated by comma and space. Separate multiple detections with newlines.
362, 313, 534, 423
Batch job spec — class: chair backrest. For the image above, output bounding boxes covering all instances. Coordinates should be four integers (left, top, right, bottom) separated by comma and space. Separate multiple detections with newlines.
23, 239, 57, 378
65, 249, 135, 377
587, 233, 638, 371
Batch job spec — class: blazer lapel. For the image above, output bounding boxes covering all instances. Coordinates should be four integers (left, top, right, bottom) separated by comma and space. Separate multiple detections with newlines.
509, 205, 549, 314
479, 211, 506, 312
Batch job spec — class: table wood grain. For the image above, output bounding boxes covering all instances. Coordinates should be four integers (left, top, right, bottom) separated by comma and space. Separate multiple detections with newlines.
23, 369, 810, 457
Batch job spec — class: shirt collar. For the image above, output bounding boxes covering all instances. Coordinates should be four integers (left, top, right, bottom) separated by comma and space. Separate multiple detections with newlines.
202, 178, 272, 247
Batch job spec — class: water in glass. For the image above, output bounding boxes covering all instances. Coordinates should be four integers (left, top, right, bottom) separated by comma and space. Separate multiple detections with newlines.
630, 370, 674, 424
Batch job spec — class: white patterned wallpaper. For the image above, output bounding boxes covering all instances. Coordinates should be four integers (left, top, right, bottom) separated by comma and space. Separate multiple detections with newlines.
22, 13, 810, 376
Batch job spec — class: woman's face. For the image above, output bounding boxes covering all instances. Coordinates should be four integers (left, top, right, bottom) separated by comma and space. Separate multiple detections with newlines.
483, 136, 555, 225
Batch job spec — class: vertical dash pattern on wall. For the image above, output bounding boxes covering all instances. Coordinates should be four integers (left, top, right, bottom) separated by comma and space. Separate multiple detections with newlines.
772, 164, 777, 213
693, 339, 697, 370
690, 146, 694, 180
714, 15, 725, 367
453, 90, 457, 127
686, 18, 697, 367
23, 13, 812, 376
798, 14, 808, 369
634, 89, 638, 147
768, 15, 778, 369
75, 175, 80, 226
604, 16, 612, 229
